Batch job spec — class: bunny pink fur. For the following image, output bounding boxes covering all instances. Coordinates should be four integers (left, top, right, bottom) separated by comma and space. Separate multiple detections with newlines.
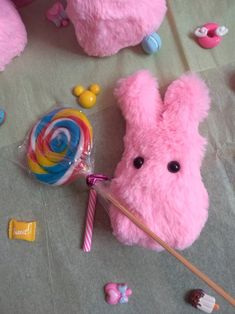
66, 0, 167, 57
109, 70, 210, 251
0, 0, 27, 71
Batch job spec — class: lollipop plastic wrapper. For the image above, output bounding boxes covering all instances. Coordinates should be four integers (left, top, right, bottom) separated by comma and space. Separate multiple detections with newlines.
19, 106, 110, 252
18, 107, 94, 185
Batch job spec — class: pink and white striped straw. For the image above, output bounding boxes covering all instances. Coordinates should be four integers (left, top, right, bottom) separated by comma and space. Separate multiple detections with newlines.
83, 174, 109, 253
83, 189, 97, 252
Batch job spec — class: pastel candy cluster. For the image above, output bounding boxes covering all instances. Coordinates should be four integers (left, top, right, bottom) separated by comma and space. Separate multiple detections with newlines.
27, 108, 93, 185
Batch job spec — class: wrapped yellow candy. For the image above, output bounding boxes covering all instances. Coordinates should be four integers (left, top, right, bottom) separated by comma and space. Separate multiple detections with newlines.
8, 219, 36, 242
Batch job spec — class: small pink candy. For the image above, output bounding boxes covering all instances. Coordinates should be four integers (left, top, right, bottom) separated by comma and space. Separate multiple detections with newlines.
46, 2, 69, 28
104, 283, 132, 305
195, 22, 228, 49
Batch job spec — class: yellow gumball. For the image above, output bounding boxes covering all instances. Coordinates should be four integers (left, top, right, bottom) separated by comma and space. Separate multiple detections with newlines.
79, 90, 96, 108
73, 85, 85, 97
89, 84, 101, 95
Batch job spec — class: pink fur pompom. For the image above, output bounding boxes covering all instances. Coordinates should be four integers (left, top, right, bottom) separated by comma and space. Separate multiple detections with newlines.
109, 70, 211, 251
0, 0, 27, 71
66, 0, 167, 57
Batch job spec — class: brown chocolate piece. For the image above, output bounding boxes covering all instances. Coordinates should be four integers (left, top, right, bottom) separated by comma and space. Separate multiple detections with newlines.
188, 289, 205, 308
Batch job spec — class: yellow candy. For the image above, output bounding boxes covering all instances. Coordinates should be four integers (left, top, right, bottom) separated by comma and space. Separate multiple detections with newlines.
89, 84, 101, 95
72, 83, 101, 109
8, 219, 36, 242
79, 90, 97, 109
73, 85, 85, 97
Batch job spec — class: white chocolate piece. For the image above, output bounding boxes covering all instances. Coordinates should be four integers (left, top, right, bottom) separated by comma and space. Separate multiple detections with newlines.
197, 293, 216, 313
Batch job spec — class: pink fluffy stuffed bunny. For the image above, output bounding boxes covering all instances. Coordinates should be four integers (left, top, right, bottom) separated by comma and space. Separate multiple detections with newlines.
109, 70, 210, 251
0, 0, 29, 71
66, 0, 167, 57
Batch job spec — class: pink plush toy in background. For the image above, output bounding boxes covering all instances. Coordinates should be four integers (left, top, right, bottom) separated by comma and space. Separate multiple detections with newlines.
66, 0, 167, 57
109, 70, 210, 251
13, 0, 33, 7
0, 0, 28, 71
0, 0, 167, 71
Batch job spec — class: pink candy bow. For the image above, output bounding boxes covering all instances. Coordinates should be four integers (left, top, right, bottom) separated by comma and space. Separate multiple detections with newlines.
104, 283, 132, 305
46, 2, 69, 28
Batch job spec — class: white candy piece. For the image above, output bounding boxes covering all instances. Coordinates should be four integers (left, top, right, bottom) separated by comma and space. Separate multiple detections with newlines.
215, 26, 229, 37
197, 293, 216, 313
194, 27, 208, 38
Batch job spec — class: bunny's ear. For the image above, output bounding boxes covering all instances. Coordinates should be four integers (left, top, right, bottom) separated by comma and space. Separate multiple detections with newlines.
114, 70, 162, 128
163, 73, 210, 129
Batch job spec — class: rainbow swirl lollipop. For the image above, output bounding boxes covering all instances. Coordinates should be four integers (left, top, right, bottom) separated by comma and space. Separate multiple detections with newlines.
27, 108, 93, 185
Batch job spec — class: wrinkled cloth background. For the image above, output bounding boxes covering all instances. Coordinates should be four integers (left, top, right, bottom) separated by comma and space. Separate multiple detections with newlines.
0, 1, 234, 313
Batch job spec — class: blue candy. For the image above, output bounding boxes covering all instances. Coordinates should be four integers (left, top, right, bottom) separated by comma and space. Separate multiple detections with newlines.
141, 32, 162, 54
0, 109, 6, 126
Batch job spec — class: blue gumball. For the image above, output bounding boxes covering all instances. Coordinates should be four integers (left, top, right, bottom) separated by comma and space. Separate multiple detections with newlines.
141, 32, 162, 54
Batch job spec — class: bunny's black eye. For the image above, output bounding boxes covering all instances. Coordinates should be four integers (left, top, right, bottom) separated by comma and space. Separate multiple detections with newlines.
167, 161, 180, 173
133, 157, 144, 169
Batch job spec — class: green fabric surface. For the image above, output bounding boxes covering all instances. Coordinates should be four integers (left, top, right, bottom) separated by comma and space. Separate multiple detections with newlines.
0, 1, 234, 313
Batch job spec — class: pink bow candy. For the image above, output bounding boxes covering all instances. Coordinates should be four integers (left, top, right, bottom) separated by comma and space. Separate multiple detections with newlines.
104, 283, 132, 305
46, 2, 69, 28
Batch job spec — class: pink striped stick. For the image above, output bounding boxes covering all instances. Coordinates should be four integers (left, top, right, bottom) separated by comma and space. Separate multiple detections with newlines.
83, 189, 97, 252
